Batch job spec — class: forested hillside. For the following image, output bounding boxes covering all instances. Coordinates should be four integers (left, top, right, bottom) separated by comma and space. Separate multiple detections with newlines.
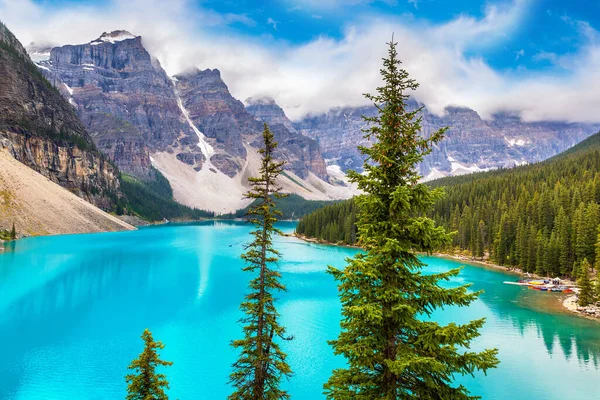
120, 168, 214, 221
224, 194, 337, 220
296, 131, 600, 278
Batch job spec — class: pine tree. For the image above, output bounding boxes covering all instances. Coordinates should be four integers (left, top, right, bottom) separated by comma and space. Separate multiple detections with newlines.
324, 38, 499, 399
577, 259, 594, 307
229, 123, 292, 400
535, 230, 546, 275
475, 220, 486, 259
125, 329, 173, 400
595, 269, 600, 301
10, 222, 16, 240
595, 228, 600, 272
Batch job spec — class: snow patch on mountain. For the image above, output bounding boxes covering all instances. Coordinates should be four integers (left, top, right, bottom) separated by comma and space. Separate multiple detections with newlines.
171, 78, 214, 161
504, 137, 529, 147
90, 30, 137, 45
422, 168, 446, 182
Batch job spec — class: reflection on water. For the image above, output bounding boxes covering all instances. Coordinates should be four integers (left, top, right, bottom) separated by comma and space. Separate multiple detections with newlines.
0, 222, 598, 399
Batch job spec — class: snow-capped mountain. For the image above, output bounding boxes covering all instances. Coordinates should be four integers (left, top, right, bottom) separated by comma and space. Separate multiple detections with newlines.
31, 31, 354, 213
293, 103, 600, 180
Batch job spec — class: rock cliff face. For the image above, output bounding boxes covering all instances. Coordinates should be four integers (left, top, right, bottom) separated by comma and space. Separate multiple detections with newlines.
38, 33, 329, 186
0, 22, 120, 209
173, 68, 253, 177
245, 96, 327, 179
173, 69, 328, 179
294, 102, 600, 179
40, 31, 202, 177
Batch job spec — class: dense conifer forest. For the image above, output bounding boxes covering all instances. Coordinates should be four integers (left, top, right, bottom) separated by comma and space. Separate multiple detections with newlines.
224, 194, 337, 220
296, 131, 600, 279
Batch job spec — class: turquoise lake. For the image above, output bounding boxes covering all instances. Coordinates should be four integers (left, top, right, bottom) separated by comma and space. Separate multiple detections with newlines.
1, 221, 599, 399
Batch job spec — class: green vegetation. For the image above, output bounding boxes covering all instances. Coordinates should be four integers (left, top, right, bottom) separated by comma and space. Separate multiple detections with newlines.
324, 38, 498, 399
120, 168, 214, 221
125, 329, 172, 400
225, 193, 337, 220
429, 130, 600, 279
8, 117, 99, 153
578, 259, 594, 306
0, 223, 17, 241
295, 200, 357, 244
229, 124, 292, 399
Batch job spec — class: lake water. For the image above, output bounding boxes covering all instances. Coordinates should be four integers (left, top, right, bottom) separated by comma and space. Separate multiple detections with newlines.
1, 221, 599, 399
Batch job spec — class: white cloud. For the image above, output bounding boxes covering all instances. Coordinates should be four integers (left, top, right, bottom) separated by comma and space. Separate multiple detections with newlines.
515, 49, 524, 60
2, 0, 600, 123
267, 17, 279, 30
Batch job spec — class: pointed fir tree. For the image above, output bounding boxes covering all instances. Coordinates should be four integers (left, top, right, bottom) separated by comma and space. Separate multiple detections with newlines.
229, 123, 292, 400
595, 269, 600, 301
10, 222, 16, 240
578, 259, 594, 307
595, 228, 600, 272
125, 329, 173, 400
324, 38, 499, 400
475, 220, 486, 259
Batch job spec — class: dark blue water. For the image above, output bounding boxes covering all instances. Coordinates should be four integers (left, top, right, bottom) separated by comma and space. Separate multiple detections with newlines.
1, 221, 599, 399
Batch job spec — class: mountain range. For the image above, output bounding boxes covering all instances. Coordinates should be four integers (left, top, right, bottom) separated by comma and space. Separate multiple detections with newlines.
10, 27, 600, 215
294, 104, 600, 180
31, 31, 351, 213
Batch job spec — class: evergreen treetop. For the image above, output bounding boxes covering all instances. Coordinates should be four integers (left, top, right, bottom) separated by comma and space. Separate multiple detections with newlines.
577, 259, 595, 307
125, 329, 173, 400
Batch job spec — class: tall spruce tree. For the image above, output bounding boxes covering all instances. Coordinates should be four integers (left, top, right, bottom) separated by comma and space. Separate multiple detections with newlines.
595, 229, 600, 272
475, 220, 486, 259
125, 329, 173, 400
229, 123, 292, 400
10, 222, 16, 240
578, 259, 594, 307
324, 38, 499, 399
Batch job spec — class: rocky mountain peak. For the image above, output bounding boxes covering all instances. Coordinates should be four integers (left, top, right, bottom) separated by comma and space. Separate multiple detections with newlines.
175, 68, 228, 93
245, 96, 276, 106
90, 30, 139, 45
245, 96, 296, 133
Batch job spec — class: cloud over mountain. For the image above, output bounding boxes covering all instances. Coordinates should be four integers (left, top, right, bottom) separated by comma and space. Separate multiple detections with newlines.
2, 0, 600, 123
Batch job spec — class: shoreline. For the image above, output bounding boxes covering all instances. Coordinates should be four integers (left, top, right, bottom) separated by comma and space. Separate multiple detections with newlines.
291, 233, 599, 322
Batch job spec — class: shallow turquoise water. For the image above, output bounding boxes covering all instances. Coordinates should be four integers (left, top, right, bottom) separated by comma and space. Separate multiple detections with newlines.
1, 221, 599, 399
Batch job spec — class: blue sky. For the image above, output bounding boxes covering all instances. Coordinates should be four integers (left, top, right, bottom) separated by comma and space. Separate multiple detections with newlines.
197, 0, 600, 72
3, 0, 600, 122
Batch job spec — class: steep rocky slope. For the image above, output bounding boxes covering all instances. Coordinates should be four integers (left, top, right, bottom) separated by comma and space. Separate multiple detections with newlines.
0, 22, 121, 209
40, 31, 201, 177
0, 148, 133, 236
293, 102, 600, 179
35, 32, 343, 212
245, 96, 327, 179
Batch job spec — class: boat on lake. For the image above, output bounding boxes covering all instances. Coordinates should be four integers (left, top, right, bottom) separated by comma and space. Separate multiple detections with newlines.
503, 279, 574, 293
